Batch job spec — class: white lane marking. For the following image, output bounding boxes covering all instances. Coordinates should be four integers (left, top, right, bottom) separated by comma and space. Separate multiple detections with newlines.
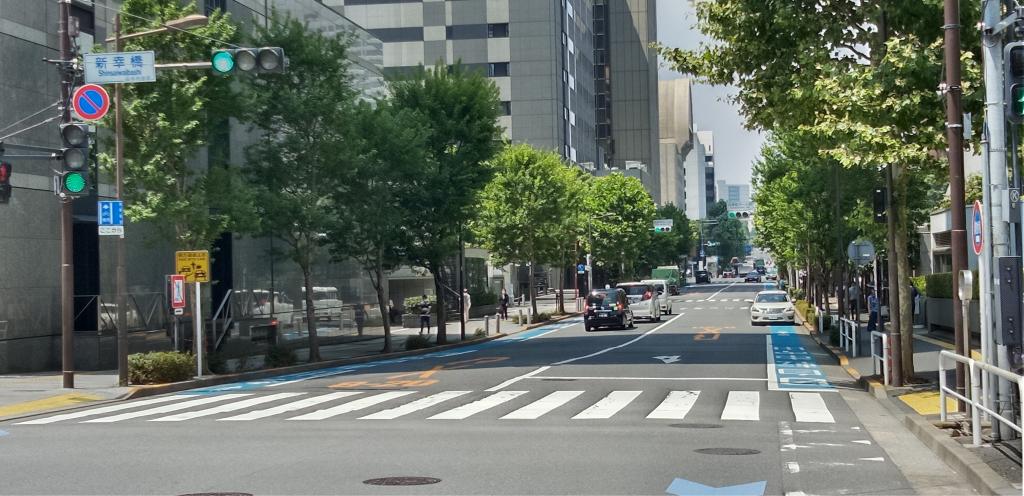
646, 391, 700, 419
428, 391, 528, 420
359, 391, 471, 420
83, 394, 251, 423
694, 307, 704, 310
786, 462, 800, 474
859, 457, 885, 462
150, 393, 305, 422
790, 392, 835, 423
572, 391, 642, 419
220, 392, 363, 421
704, 282, 739, 301
852, 440, 872, 445
501, 390, 583, 419
767, 336, 779, 391
16, 395, 191, 425
721, 391, 760, 421
552, 313, 685, 366
288, 391, 414, 420
485, 366, 551, 392
526, 376, 768, 382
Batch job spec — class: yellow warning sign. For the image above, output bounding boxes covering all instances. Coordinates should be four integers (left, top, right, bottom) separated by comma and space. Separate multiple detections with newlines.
175, 250, 210, 283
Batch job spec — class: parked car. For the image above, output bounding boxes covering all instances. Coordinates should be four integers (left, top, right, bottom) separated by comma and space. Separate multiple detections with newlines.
616, 282, 661, 322
584, 288, 635, 332
749, 290, 796, 325
641, 279, 674, 315
744, 272, 762, 283
695, 270, 712, 284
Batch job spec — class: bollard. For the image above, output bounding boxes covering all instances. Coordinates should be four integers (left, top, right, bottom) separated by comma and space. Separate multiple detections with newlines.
484, 315, 490, 336
496, 314, 501, 334
518, 308, 524, 326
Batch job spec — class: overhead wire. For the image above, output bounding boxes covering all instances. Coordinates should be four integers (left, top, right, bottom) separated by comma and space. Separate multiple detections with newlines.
0, 102, 60, 136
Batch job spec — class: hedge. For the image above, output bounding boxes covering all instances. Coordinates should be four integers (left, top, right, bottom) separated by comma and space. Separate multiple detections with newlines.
924, 271, 979, 300
128, 351, 194, 384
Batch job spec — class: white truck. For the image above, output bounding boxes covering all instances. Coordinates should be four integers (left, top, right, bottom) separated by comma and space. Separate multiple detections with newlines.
300, 286, 343, 321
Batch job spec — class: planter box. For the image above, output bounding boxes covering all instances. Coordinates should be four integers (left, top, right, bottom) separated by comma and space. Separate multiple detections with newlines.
925, 297, 980, 336
402, 314, 423, 329
469, 304, 497, 318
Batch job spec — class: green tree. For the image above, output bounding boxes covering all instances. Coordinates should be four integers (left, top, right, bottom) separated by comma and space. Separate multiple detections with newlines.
245, 11, 360, 361
638, 203, 693, 275
100, 0, 250, 250
327, 102, 428, 353
473, 145, 585, 316
585, 173, 656, 282
389, 63, 503, 344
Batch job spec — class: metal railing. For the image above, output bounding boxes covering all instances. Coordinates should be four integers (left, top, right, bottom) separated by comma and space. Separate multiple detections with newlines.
211, 289, 234, 350
939, 350, 1024, 447
839, 317, 858, 357
575, 297, 585, 312
870, 330, 890, 386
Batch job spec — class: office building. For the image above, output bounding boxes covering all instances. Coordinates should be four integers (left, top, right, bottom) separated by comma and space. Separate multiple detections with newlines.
696, 130, 716, 211
657, 79, 691, 209
717, 180, 753, 212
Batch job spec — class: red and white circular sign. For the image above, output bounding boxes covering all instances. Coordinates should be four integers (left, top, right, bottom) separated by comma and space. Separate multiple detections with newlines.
71, 84, 110, 121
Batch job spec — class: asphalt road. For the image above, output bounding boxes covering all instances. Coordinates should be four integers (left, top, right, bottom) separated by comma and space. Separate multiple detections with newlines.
0, 281, 975, 495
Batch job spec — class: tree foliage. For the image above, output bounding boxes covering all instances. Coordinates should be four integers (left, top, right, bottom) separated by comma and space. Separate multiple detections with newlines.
638, 203, 693, 275
585, 173, 656, 281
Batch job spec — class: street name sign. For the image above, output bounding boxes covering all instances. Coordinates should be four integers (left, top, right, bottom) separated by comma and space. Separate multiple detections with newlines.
85, 51, 156, 84
175, 250, 210, 283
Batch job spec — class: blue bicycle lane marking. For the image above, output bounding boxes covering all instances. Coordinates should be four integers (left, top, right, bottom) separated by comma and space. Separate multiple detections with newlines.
189, 318, 583, 394
769, 324, 834, 391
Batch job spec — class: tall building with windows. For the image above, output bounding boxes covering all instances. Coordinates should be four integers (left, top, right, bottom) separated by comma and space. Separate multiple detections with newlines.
717, 180, 753, 212
697, 130, 715, 212
331, 0, 600, 167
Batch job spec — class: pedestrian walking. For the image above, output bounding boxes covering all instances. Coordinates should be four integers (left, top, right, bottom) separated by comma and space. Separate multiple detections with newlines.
388, 298, 400, 325
499, 288, 510, 320
462, 288, 472, 326
418, 294, 431, 335
354, 303, 366, 335
866, 289, 879, 333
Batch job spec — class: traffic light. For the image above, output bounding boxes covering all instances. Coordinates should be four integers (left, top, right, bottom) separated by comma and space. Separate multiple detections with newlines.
728, 211, 737, 219
59, 123, 90, 197
654, 226, 672, 233
0, 161, 10, 204
211, 47, 286, 75
873, 187, 887, 223
1005, 42, 1024, 123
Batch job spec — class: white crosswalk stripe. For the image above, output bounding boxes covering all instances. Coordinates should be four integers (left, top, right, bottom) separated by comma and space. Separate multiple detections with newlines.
501, 391, 584, 419
646, 390, 700, 419
15, 389, 841, 425
573, 390, 641, 419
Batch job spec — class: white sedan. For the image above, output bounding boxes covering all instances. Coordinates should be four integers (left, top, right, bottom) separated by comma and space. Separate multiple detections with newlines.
750, 290, 796, 325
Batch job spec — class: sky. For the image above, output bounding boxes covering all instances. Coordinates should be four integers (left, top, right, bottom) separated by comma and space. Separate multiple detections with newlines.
655, 0, 765, 187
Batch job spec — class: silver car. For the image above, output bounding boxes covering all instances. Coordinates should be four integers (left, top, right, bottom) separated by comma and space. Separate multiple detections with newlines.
749, 290, 796, 325
616, 282, 661, 322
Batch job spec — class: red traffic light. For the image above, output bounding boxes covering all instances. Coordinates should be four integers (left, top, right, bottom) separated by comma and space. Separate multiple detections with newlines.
0, 161, 10, 204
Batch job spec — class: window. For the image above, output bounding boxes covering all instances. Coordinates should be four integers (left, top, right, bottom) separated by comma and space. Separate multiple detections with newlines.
488, 62, 510, 77
500, 101, 512, 116
488, 23, 509, 38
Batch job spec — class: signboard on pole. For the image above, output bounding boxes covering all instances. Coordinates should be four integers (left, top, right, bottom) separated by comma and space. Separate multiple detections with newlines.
577, 263, 586, 274
175, 250, 210, 283
846, 239, 876, 267
97, 200, 124, 237
84, 51, 156, 84
71, 84, 110, 121
972, 200, 984, 256
169, 274, 185, 315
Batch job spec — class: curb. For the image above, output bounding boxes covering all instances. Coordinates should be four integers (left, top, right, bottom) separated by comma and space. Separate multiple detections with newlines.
805, 316, 1019, 495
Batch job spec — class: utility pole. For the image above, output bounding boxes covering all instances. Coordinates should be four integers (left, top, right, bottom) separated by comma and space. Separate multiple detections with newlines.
58, 0, 75, 389
113, 14, 129, 387
943, 0, 968, 405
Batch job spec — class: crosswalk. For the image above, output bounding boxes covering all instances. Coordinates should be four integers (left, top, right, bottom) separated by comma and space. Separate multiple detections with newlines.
15, 389, 844, 426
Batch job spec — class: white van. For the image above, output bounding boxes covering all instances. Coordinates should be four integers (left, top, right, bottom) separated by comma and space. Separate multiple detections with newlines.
300, 286, 343, 321
641, 279, 673, 315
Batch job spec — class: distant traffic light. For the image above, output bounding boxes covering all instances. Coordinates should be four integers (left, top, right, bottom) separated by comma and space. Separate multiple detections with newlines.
1005, 42, 1024, 123
728, 211, 737, 219
211, 47, 286, 75
0, 161, 10, 204
654, 226, 672, 233
59, 123, 90, 197
873, 187, 887, 223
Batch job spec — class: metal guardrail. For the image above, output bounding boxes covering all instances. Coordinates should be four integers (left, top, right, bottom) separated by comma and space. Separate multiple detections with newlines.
939, 350, 1024, 448
870, 330, 890, 386
839, 317, 858, 357
575, 297, 585, 312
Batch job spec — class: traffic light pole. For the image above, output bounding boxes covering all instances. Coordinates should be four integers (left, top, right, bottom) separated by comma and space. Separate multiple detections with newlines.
114, 14, 129, 388
58, 0, 74, 389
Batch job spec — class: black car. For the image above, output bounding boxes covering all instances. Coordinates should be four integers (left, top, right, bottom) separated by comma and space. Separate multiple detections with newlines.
744, 271, 762, 283
584, 288, 635, 332
695, 270, 712, 284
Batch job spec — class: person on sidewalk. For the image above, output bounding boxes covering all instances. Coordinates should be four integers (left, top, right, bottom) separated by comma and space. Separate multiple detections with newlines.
462, 289, 472, 326
388, 299, 400, 325
418, 294, 431, 335
867, 289, 879, 333
499, 288, 510, 320
354, 304, 366, 336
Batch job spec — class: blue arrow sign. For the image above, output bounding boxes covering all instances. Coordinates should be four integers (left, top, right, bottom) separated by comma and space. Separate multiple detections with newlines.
666, 478, 766, 496
98, 200, 123, 226
577, 263, 586, 274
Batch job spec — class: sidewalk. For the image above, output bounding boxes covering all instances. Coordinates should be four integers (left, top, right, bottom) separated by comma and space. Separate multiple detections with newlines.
806, 299, 1022, 495
0, 296, 569, 422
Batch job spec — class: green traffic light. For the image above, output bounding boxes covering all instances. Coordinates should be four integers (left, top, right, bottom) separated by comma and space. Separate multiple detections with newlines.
212, 51, 235, 74
1015, 86, 1024, 115
63, 172, 86, 194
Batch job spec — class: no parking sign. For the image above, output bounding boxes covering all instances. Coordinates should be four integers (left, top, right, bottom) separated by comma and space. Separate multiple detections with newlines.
71, 84, 110, 121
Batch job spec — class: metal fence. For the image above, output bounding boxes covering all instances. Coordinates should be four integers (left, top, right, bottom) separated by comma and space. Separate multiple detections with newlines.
839, 317, 859, 357
870, 330, 890, 386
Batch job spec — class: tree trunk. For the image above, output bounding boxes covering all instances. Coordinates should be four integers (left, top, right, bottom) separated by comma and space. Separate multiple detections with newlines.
370, 249, 391, 354
895, 171, 915, 380
886, 166, 903, 386
301, 266, 321, 362
529, 263, 538, 317
557, 264, 567, 315
432, 269, 447, 344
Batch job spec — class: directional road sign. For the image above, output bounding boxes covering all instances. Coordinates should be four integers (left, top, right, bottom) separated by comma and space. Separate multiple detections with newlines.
972, 200, 984, 256
97, 200, 124, 237
71, 84, 110, 121
175, 250, 210, 283
85, 51, 156, 84
577, 263, 586, 274
846, 239, 875, 266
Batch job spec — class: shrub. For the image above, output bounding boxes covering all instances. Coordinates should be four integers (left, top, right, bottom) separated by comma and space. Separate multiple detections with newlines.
471, 290, 497, 306
512, 312, 552, 325
403, 295, 437, 313
405, 334, 432, 350
265, 345, 297, 368
473, 328, 487, 339
924, 271, 979, 300
128, 351, 194, 385
910, 275, 927, 297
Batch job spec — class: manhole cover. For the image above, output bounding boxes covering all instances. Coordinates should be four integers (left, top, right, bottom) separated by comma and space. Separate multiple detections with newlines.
178, 493, 253, 496
694, 448, 761, 456
669, 423, 723, 429
363, 477, 442, 486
